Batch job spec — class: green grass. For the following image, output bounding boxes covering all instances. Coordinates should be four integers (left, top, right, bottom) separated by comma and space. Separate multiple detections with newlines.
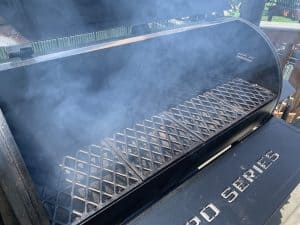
227, 2, 300, 23
261, 15, 298, 23
228, 8, 299, 23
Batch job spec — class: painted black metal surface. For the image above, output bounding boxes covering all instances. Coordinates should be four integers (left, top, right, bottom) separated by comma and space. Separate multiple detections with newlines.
0, 19, 282, 225
126, 118, 300, 225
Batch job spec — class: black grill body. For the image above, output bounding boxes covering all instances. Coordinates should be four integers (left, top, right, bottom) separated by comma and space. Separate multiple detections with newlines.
0, 18, 281, 225
125, 117, 300, 225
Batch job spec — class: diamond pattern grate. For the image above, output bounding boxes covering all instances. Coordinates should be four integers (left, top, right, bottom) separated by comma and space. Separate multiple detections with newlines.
41, 144, 141, 225
37, 78, 275, 225
207, 78, 275, 112
166, 93, 245, 141
108, 114, 200, 178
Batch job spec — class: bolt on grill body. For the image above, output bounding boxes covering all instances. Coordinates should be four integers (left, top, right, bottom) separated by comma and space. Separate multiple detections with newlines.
38, 78, 275, 225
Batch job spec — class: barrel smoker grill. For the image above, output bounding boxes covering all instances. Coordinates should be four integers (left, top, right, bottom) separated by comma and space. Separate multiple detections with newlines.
0, 18, 281, 225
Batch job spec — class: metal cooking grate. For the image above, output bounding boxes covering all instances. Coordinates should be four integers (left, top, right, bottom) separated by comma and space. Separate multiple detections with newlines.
166, 93, 245, 141
208, 78, 275, 112
108, 114, 201, 178
37, 78, 275, 225
41, 144, 141, 225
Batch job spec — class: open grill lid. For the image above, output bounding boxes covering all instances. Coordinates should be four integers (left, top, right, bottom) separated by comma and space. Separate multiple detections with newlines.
0, 18, 281, 225
0, 0, 231, 39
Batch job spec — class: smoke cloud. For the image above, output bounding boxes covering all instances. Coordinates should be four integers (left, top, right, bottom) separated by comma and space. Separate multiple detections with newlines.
0, 2, 279, 223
